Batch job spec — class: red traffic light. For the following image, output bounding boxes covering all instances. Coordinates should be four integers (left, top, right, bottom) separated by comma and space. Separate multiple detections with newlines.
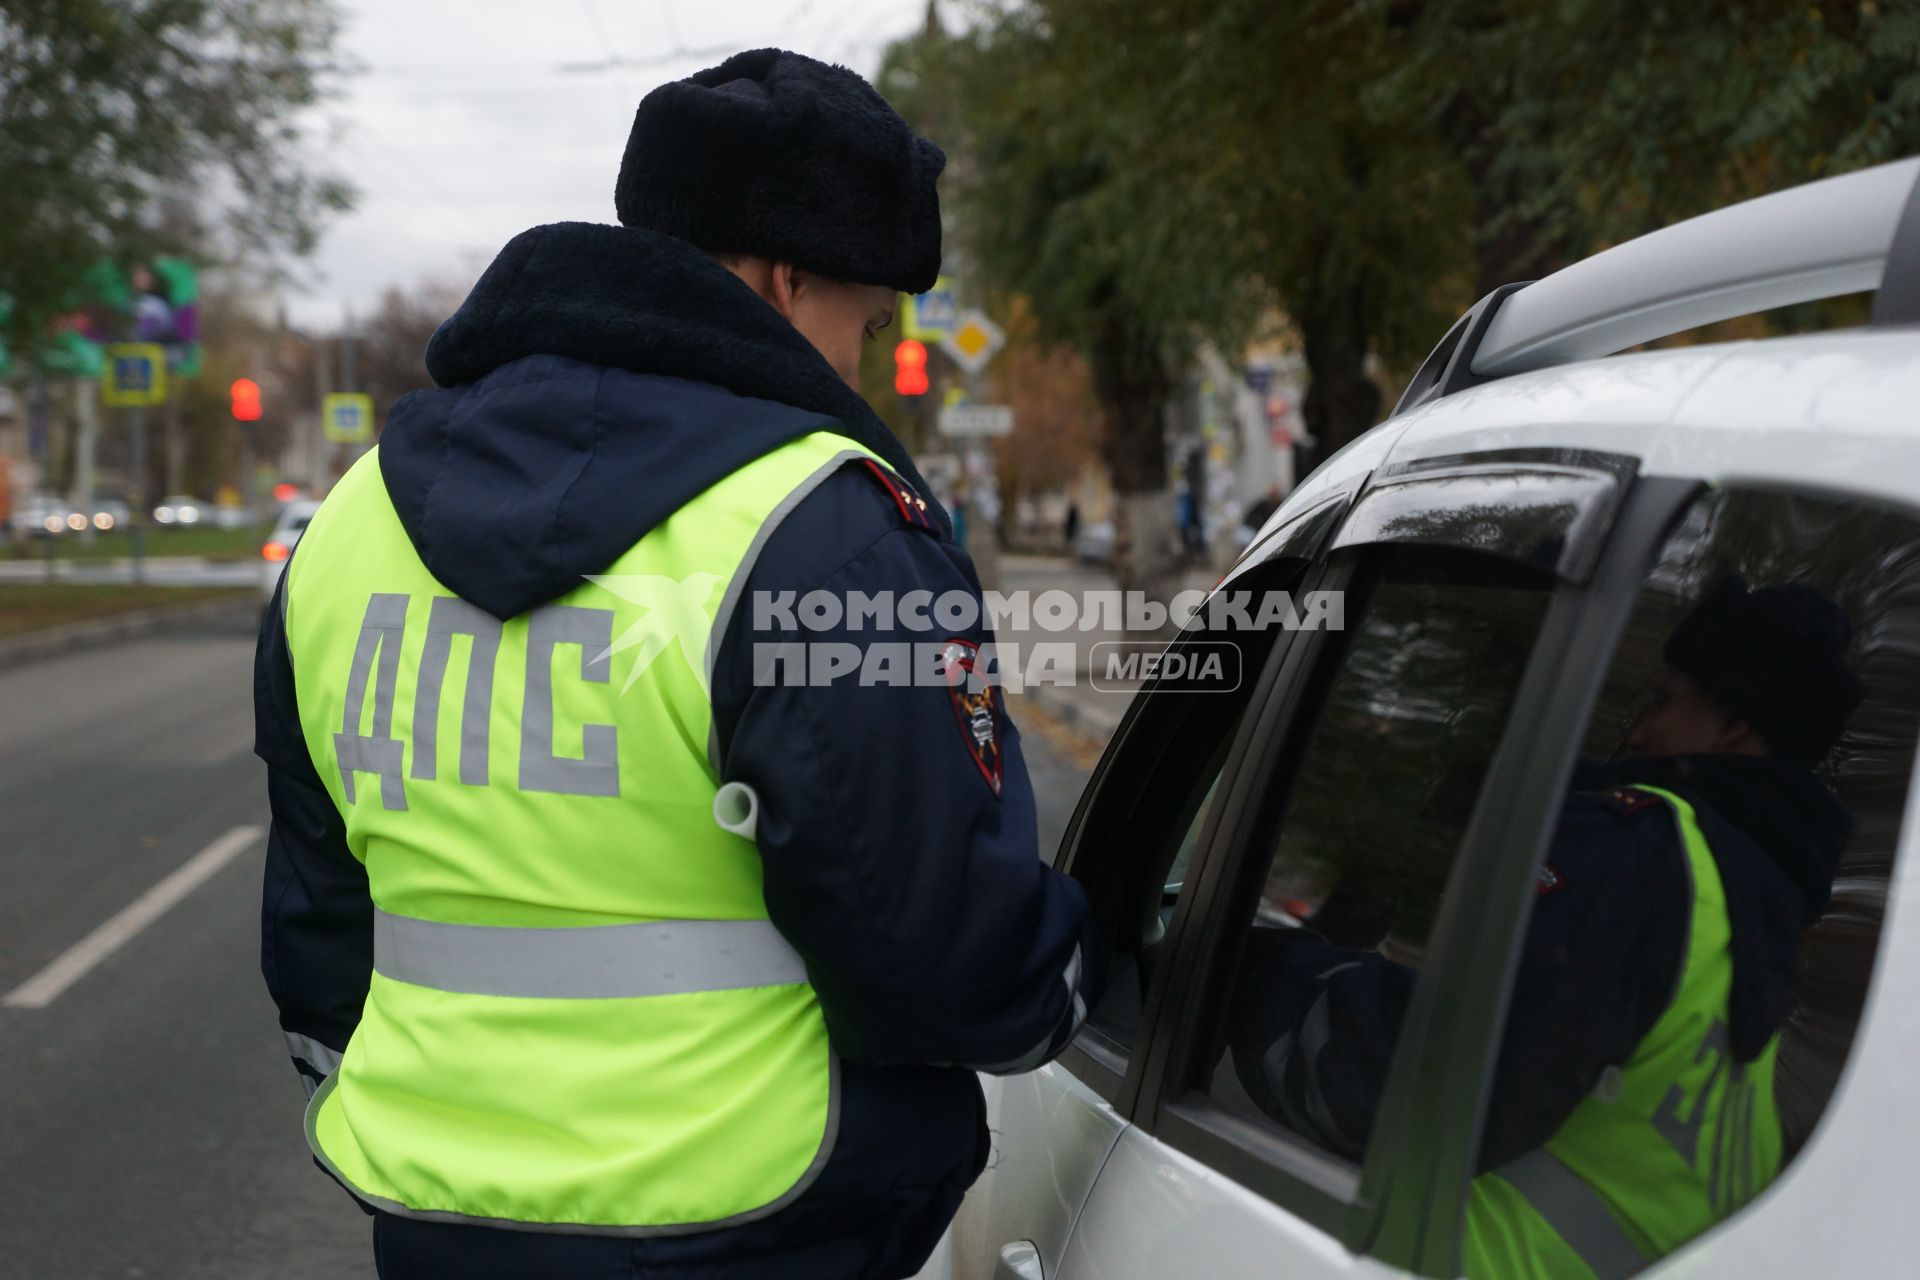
230, 378, 262, 422
272, 482, 299, 503
894, 340, 929, 397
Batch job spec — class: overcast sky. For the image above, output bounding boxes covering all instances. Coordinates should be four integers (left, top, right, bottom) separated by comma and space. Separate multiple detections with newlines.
287, 0, 934, 329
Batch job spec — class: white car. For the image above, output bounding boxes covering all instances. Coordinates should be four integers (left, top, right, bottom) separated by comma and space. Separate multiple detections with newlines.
260, 498, 322, 602
920, 159, 1920, 1278
1072, 519, 1116, 565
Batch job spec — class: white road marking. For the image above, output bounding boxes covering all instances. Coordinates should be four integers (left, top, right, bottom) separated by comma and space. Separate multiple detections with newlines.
3, 824, 265, 1009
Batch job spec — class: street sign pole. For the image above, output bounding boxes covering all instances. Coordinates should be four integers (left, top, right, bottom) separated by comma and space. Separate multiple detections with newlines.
128, 404, 147, 585
102, 343, 168, 582
71, 377, 98, 546
963, 365, 1003, 590
162, 395, 184, 498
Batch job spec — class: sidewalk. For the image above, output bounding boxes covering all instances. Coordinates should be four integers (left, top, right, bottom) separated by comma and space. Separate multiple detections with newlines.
0, 555, 260, 588
993, 552, 1217, 747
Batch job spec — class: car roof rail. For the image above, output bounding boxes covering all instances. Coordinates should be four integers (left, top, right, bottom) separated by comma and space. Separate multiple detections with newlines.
1391, 155, 1920, 418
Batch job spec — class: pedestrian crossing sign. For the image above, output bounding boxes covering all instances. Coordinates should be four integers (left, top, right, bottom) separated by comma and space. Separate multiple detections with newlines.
323, 393, 374, 443
101, 344, 168, 407
904, 277, 958, 341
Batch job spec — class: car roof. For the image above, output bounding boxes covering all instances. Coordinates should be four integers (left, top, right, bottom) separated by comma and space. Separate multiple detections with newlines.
1380, 327, 1920, 509
1234, 326, 1920, 579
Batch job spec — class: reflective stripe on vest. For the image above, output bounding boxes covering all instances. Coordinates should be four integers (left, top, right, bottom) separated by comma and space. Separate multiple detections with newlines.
1491, 1148, 1648, 1280
284, 430, 881, 1233
1464, 784, 1784, 1280
374, 908, 808, 999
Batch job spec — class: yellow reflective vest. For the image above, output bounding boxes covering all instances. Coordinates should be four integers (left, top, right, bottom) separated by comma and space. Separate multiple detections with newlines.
1466, 786, 1783, 1279
284, 431, 881, 1232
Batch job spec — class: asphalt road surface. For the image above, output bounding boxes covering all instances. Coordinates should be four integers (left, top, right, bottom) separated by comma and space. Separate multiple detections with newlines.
0, 611, 1098, 1278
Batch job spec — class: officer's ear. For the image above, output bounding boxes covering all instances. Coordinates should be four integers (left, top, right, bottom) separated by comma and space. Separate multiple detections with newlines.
711, 252, 799, 322
764, 261, 801, 322
1714, 715, 1770, 758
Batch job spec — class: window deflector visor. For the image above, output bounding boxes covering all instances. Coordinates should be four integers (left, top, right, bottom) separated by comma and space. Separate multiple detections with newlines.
1223, 490, 1352, 589
1332, 462, 1625, 584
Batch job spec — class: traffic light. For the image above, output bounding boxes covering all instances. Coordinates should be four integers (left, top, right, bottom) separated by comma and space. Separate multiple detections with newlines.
894, 340, 929, 396
230, 378, 262, 422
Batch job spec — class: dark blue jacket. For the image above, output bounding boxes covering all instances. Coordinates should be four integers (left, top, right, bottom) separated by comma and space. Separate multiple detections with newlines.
255, 222, 1101, 1280
1224, 754, 1848, 1171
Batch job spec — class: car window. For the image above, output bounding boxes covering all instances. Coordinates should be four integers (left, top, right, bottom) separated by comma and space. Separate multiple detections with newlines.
1461, 486, 1920, 1280
1198, 545, 1557, 1161
1067, 561, 1313, 1068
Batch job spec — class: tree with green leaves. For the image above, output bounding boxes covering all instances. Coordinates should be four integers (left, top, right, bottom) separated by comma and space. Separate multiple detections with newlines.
1366, 0, 1920, 293
882, 4, 1273, 591
882, 1, 1470, 591
888, 0, 1920, 593
0, 0, 353, 353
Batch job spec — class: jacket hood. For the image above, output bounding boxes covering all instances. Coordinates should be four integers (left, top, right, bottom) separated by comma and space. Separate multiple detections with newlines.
377, 221, 948, 620
1576, 753, 1852, 1060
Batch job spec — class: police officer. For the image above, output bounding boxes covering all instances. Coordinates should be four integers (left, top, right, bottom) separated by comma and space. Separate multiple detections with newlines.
254, 50, 1102, 1280
1225, 574, 1862, 1279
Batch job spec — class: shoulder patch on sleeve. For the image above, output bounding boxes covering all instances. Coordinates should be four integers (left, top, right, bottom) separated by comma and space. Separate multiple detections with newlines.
858, 458, 936, 532
1536, 862, 1567, 896
939, 638, 1004, 796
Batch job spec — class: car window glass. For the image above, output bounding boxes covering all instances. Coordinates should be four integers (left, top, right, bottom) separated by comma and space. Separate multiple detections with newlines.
1464, 488, 1920, 1280
1073, 562, 1308, 1061
1204, 545, 1556, 1160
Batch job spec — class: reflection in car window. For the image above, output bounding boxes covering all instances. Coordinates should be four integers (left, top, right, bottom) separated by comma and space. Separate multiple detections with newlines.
1459, 488, 1919, 1280
1082, 740, 1228, 1051
1075, 565, 1301, 1060
1210, 546, 1554, 1156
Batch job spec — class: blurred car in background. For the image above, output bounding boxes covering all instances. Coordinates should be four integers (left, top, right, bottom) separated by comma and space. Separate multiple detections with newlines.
260, 499, 321, 602
1073, 519, 1115, 565
15, 494, 75, 538
153, 495, 205, 527
14, 491, 86, 537
209, 504, 253, 530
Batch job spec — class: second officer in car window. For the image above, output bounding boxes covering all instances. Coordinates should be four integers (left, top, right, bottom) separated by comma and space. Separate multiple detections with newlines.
1227, 574, 1861, 1280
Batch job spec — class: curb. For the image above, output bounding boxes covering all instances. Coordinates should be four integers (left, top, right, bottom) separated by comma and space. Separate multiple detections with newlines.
0, 594, 260, 673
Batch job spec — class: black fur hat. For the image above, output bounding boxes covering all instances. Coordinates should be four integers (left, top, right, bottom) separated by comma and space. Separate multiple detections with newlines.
1664, 573, 1866, 767
615, 48, 944, 293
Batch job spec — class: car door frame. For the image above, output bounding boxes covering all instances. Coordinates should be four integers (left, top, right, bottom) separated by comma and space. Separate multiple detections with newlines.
1052, 482, 1362, 1114
1068, 447, 1703, 1275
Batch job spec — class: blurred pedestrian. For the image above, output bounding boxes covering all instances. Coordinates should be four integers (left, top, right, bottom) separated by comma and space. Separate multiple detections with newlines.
1180, 446, 1207, 557
1234, 483, 1282, 549
1242, 483, 1282, 533
255, 48, 1100, 1280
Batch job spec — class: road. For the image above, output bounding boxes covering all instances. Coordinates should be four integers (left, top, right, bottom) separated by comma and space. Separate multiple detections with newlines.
0, 612, 369, 1278
0, 615, 1100, 1277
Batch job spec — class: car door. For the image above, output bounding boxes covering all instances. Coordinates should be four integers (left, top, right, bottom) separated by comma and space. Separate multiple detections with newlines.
924, 490, 1357, 1280
1052, 450, 1669, 1280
